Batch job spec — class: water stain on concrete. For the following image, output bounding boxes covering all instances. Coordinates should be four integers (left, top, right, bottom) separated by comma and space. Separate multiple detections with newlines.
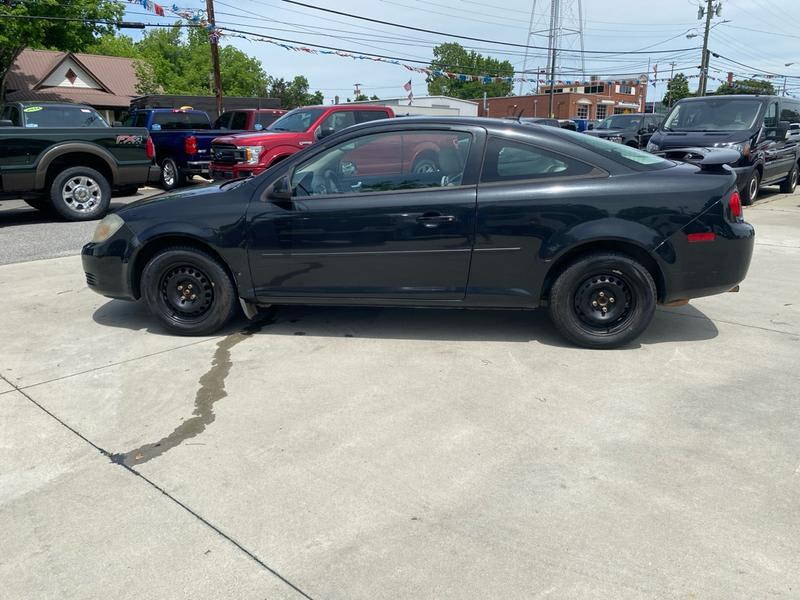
111, 318, 271, 468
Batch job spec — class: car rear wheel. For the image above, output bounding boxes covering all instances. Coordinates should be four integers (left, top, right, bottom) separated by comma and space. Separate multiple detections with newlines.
160, 158, 185, 191
49, 167, 111, 221
548, 252, 657, 349
779, 164, 798, 194
411, 154, 439, 174
742, 170, 760, 205
141, 246, 237, 335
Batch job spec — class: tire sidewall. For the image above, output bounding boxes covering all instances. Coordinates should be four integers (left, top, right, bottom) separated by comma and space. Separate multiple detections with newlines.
743, 170, 760, 205
141, 247, 236, 336
549, 254, 657, 349
49, 166, 111, 221
781, 164, 798, 193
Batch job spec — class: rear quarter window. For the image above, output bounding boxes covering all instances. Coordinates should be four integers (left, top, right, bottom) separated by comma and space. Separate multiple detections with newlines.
481, 137, 600, 183
555, 128, 673, 171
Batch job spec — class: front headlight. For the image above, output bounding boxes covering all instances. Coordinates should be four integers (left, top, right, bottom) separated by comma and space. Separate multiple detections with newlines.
239, 145, 262, 165
646, 141, 658, 153
608, 135, 623, 144
714, 140, 750, 157
92, 213, 124, 243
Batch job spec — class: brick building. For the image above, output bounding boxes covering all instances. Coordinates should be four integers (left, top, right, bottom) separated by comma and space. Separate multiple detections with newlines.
477, 80, 647, 120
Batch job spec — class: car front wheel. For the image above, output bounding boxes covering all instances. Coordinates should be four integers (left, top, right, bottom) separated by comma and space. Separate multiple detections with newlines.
141, 246, 237, 335
780, 164, 798, 194
742, 170, 760, 205
548, 252, 657, 349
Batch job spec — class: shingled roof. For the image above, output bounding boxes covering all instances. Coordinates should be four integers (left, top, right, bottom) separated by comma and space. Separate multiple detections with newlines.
4, 49, 140, 108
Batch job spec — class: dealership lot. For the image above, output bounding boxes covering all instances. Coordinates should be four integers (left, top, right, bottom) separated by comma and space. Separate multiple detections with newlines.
1, 189, 799, 598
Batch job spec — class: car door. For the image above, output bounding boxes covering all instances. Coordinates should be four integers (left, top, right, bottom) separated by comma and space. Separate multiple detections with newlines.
760, 100, 788, 183
246, 126, 484, 301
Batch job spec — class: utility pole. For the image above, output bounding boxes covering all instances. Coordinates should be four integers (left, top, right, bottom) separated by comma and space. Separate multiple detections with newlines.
547, 0, 560, 118
205, 0, 223, 116
698, 0, 722, 97
353, 83, 362, 98
518, 0, 538, 96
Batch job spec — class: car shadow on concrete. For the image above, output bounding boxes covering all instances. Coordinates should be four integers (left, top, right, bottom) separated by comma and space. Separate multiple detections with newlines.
93, 299, 719, 349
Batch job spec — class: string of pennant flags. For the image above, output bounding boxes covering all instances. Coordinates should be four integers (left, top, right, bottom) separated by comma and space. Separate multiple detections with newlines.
124, 1, 783, 89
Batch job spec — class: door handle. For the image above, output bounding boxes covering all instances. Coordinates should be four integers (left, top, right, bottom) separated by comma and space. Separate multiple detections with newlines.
416, 213, 456, 227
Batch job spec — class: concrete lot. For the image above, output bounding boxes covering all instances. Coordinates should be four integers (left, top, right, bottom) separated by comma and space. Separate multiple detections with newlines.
1, 189, 799, 599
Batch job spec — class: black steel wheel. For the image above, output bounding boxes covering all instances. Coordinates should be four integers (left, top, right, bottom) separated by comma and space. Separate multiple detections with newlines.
780, 164, 798, 194
742, 170, 760, 205
548, 252, 657, 349
141, 246, 237, 335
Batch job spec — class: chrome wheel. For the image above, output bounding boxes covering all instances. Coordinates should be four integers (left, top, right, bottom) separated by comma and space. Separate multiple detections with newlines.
412, 159, 438, 174
162, 162, 176, 188
62, 176, 101, 213
748, 174, 759, 202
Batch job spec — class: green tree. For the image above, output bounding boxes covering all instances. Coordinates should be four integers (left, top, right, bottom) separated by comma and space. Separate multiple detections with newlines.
426, 42, 513, 99
714, 78, 776, 95
86, 32, 158, 95
268, 75, 324, 108
0, 0, 122, 98
663, 72, 691, 107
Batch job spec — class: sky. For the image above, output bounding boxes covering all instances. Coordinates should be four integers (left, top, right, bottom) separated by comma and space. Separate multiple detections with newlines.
121, 0, 800, 104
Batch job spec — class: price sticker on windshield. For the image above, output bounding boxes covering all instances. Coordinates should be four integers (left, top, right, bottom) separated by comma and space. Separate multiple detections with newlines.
23, 106, 43, 113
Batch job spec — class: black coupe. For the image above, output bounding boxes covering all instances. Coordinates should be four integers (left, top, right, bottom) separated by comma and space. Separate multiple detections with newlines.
83, 117, 754, 348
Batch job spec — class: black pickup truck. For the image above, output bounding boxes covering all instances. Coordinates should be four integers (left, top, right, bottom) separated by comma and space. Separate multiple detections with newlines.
0, 102, 157, 221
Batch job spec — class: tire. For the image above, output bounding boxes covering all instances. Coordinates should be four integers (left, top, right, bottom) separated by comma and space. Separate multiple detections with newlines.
160, 158, 185, 191
49, 166, 111, 221
548, 252, 657, 349
114, 185, 139, 197
411, 154, 439, 174
742, 170, 760, 205
141, 246, 237, 335
779, 163, 798, 194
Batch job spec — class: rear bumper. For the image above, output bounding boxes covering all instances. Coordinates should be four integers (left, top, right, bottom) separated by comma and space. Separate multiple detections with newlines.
81, 227, 139, 301
659, 221, 755, 303
183, 160, 210, 176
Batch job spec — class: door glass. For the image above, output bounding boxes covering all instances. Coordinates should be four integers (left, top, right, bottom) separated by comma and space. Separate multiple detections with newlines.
291, 130, 473, 196
214, 112, 232, 129
356, 110, 390, 123
763, 102, 778, 137
230, 112, 249, 129
321, 111, 356, 133
481, 138, 595, 182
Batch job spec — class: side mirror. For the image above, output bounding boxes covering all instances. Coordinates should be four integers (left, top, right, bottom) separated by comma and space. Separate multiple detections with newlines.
0, 119, 13, 127
266, 175, 292, 201
315, 125, 334, 140
254, 123, 264, 131
777, 120, 790, 139
112, 120, 123, 127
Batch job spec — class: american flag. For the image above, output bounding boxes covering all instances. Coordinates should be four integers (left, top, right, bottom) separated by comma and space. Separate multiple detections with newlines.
403, 79, 412, 92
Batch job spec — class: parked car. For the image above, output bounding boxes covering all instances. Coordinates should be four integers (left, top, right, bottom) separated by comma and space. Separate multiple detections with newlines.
0, 101, 156, 221
558, 119, 578, 131
122, 107, 286, 190
209, 104, 395, 180
646, 95, 800, 204
509, 117, 560, 128
585, 113, 663, 149
83, 117, 754, 348
212, 108, 286, 131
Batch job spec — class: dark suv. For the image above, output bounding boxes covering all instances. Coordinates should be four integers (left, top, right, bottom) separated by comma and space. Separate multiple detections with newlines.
585, 113, 663, 149
646, 95, 800, 204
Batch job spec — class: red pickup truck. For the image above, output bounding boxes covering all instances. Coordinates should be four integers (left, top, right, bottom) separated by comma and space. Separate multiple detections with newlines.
210, 104, 394, 180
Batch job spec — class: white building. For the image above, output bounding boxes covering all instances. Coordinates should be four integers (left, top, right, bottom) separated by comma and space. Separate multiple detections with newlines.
347, 95, 478, 117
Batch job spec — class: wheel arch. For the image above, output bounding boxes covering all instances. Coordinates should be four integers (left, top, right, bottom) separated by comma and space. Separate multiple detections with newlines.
38, 146, 116, 190
130, 234, 237, 299
540, 239, 666, 304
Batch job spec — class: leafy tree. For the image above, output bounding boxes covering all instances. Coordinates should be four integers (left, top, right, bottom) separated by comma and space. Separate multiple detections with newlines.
663, 72, 691, 107
0, 0, 122, 98
714, 78, 776, 96
268, 75, 324, 108
354, 93, 369, 101
370, 94, 379, 100
426, 42, 513, 99
85, 31, 158, 95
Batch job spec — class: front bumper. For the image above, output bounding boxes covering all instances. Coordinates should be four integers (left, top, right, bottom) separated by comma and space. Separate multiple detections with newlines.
210, 163, 265, 181
82, 226, 140, 301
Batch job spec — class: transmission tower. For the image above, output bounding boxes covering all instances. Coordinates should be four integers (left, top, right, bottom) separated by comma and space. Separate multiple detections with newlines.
518, 0, 586, 96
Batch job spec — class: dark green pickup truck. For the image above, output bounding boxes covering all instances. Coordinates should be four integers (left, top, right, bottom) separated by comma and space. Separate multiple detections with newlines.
0, 102, 158, 221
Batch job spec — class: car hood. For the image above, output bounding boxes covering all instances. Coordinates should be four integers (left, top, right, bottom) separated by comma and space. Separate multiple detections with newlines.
212, 131, 302, 146
116, 183, 229, 218
650, 130, 750, 149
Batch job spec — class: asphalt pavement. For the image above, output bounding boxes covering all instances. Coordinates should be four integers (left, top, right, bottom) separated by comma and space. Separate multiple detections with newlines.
1, 186, 799, 599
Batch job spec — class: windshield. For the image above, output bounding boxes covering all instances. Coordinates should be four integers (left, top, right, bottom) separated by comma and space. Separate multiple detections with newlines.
268, 108, 325, 133
152, 111, 211, 130
597, 115, 641, 130
22, 105, 108, 128
556, 127, 672, 171
663, 99, 763, 132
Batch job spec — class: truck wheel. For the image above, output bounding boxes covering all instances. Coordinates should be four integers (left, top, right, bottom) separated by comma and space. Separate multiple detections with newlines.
141, 246, 237, 335
548, 252, 656, 349
160, 158, 185, 190
49, 167, 111, 221
742, 170, 760, 205
779, 164, 798, 194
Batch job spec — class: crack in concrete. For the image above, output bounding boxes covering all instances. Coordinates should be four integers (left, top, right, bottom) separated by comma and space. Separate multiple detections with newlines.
111, 317, 272, 467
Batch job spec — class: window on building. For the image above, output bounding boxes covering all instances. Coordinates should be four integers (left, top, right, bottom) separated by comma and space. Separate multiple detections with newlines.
576, 104, 590, 119
584, 84, 605, 94
619, 84, 633, 94
596, 104, 608, 120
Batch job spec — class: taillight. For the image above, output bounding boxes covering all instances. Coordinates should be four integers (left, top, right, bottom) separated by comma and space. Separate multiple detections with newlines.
185, 135, 197, 155
729, 190, 742, 220
146, 136, 154, 160
688, 232, 716, 243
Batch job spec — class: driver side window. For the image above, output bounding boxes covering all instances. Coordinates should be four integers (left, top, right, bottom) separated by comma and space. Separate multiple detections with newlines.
321, 111, 356, 134
290, 130, 472, 197
764, 101, 778, 135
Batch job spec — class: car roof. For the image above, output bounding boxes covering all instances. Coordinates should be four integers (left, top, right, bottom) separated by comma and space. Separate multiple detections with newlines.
12, 101, 93, 108
677, 95, 772, 102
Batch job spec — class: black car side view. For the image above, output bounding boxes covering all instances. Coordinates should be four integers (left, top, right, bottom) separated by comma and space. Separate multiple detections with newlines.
82, 117, 754, 348
647, 95, 800, 204
585, 112, 663, 149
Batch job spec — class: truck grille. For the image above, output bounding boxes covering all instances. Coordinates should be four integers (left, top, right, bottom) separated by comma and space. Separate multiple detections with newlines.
212, 143, 244, 165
